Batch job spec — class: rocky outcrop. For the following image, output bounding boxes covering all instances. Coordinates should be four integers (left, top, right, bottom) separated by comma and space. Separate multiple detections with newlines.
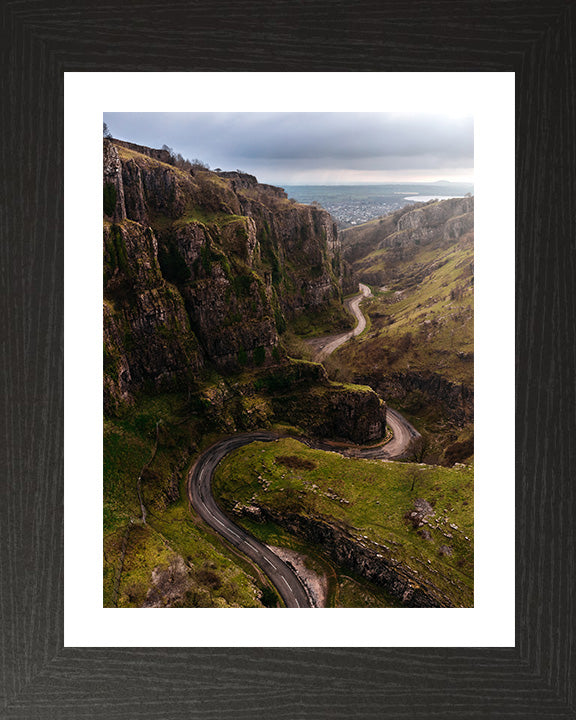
237, 506, 458, 607
340, 260, 358, 296
368, 370, 473, 425
223, 359, 387, 444
143, 555, 195, 608
113, 138, 173, 165
274, 384, 387, 444
342, 197, 474, 265
216, 171, 288, 201
341, 206, 413, 264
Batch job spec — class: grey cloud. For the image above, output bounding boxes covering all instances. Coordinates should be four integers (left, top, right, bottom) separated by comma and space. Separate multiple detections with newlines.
104, 112, 473, 183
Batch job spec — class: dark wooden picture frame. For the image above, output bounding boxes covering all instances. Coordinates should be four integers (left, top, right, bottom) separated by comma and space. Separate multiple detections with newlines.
1, 1, 574, 717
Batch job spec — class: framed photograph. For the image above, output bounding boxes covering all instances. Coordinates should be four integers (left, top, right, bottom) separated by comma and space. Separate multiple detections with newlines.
2, 2, 574, 717
66, 73, 511, 648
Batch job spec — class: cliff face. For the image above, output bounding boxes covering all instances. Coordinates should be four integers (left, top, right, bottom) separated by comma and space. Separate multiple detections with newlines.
273, 385, 387, 444
369, 370, 474, 426
103, 140, 351, 417
103, 220, 204, 413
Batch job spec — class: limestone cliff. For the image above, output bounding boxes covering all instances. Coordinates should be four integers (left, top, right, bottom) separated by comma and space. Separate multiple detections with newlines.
272, 384, 387, 444
103, 220, 204, 414
103, 140, 362, 431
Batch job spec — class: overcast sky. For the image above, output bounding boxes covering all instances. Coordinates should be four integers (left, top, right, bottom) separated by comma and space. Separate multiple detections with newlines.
103, 112, 473, 185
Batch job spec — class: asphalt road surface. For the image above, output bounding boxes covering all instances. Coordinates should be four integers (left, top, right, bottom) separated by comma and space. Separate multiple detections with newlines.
188, 432, 313, 608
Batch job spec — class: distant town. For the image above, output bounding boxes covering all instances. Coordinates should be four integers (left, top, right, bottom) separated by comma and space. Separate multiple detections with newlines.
283, 182, 474, 228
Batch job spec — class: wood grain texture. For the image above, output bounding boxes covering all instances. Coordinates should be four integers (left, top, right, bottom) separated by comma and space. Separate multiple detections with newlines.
0, 0, 574, 717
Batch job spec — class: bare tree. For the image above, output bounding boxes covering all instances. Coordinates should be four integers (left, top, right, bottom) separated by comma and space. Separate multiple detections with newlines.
161, 144, 176, 164
191, 158, 210, 170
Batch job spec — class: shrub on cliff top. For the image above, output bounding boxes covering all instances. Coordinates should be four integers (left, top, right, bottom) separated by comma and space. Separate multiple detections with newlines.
276, 455, 317, 471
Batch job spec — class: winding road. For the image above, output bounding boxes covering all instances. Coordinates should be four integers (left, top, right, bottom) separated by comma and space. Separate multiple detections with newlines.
188, 283, 421, 608
305, 283, 372, 361
304, 282, 420, 459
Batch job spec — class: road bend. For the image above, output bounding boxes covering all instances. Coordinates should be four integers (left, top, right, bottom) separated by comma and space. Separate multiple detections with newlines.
307, 283, 372, 361
348, 408, 421, 460
305, 407, 420, 461
188, 432, 312, 608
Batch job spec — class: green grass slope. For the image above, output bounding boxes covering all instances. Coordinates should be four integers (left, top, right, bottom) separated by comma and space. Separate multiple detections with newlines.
214, 438, 474, 607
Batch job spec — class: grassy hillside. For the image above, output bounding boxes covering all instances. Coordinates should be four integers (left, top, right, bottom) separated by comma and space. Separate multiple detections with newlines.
333, 231, 473, 386
214, 438, 474, 607
103, 393, 277, 608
